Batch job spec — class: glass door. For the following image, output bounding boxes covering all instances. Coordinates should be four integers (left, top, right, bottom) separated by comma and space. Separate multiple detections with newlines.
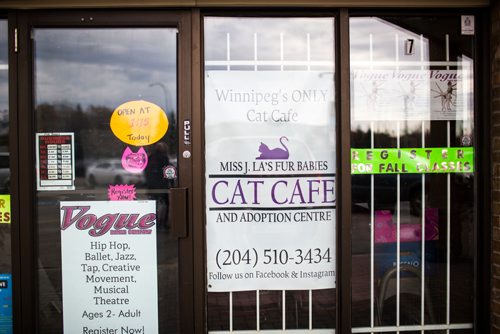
16, 11, 193, 333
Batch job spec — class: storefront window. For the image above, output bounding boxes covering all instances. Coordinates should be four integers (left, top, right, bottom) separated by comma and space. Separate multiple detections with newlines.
204, 17, 336, 332
0, 18, 12, 333
350, 16, 475, 332
0, 8, 486, 333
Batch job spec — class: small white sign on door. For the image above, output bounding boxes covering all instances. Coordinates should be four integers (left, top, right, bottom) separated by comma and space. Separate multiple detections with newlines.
36, 133, 75, 191
461, 15, 475, 35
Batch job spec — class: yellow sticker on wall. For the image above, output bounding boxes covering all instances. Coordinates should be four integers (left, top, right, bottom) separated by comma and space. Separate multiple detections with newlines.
0, 195, 10, 224
110, 100, 169, 146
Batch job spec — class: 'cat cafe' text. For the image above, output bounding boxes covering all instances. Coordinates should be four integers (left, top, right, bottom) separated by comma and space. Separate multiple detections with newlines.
247, 108, 298, 122
210, 177, 336, 206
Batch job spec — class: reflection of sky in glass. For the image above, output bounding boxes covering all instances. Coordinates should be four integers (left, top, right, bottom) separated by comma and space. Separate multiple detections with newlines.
0, 20, 7, 113
34, 28, 177, 112
350, 17, 429, 64
204, 17, 334, 63
350, 16, 475, 139
350, 17, 431, 135
0, 21, 6, 64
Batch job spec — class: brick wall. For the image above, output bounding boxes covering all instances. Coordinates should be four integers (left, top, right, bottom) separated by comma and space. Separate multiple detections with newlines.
493, 1, 500, 332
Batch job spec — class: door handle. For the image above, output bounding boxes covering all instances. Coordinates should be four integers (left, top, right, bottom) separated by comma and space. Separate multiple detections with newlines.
169, 187, 188, 238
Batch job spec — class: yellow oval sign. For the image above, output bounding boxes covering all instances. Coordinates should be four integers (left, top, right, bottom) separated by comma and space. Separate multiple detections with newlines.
110, 100, 169, 146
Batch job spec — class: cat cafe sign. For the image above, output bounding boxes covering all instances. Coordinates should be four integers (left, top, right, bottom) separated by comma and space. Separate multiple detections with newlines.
205, 71, 336, 292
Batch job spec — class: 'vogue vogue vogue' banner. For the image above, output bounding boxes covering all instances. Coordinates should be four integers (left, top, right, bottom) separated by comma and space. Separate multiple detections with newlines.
351, 68, 473, 121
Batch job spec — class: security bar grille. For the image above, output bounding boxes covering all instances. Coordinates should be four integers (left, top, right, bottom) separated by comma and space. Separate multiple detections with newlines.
350, 16, 475, 334
205, 18, 336, 333
205, 15, 475, 334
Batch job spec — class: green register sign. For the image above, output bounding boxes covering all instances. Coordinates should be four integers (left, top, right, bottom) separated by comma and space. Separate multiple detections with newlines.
351, 147, 474, 174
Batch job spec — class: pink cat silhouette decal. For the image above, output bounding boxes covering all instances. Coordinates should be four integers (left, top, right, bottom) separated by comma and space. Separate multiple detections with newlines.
121, 146, 148, 173
256, 136, 289, 160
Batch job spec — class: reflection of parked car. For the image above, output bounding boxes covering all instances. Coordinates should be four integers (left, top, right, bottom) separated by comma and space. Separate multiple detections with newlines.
85, 160, 145, 187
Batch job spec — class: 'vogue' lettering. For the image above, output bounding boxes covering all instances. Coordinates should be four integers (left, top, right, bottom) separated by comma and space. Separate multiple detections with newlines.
60, 206, 156, 237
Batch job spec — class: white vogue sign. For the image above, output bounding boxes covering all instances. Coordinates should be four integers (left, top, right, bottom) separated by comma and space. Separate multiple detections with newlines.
60, 200, 158, 333
351, 68, 473, 121
205, 71, 336, 292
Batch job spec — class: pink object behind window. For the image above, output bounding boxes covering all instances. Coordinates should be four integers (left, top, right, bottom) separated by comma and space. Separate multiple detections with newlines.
108, 184, 137, 201
374, 208, 439, 244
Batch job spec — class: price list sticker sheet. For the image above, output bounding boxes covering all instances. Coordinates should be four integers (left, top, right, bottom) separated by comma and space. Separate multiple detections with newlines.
36, 133, 75, 191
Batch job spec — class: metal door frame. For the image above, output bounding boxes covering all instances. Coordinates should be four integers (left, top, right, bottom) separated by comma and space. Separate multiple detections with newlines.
11, 9, 194, 333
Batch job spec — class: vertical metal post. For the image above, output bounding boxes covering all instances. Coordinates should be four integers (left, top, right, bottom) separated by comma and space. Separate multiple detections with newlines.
229, 292, 233, 331
306, 30, 314, 329
338, 8, 352, 334
254, 32, 258, 71
419, 33, 426, 334
396, 123, 401, 331
280, 32, 284, 71
282, 290, 286, 330
368, 31, 375, 332
445, 33, 451, 334
309, 290, 313, 330
226, 32, 231, 71
256, 291, 260, 331
395, 34, 401, 331
307, 33, 311, 71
